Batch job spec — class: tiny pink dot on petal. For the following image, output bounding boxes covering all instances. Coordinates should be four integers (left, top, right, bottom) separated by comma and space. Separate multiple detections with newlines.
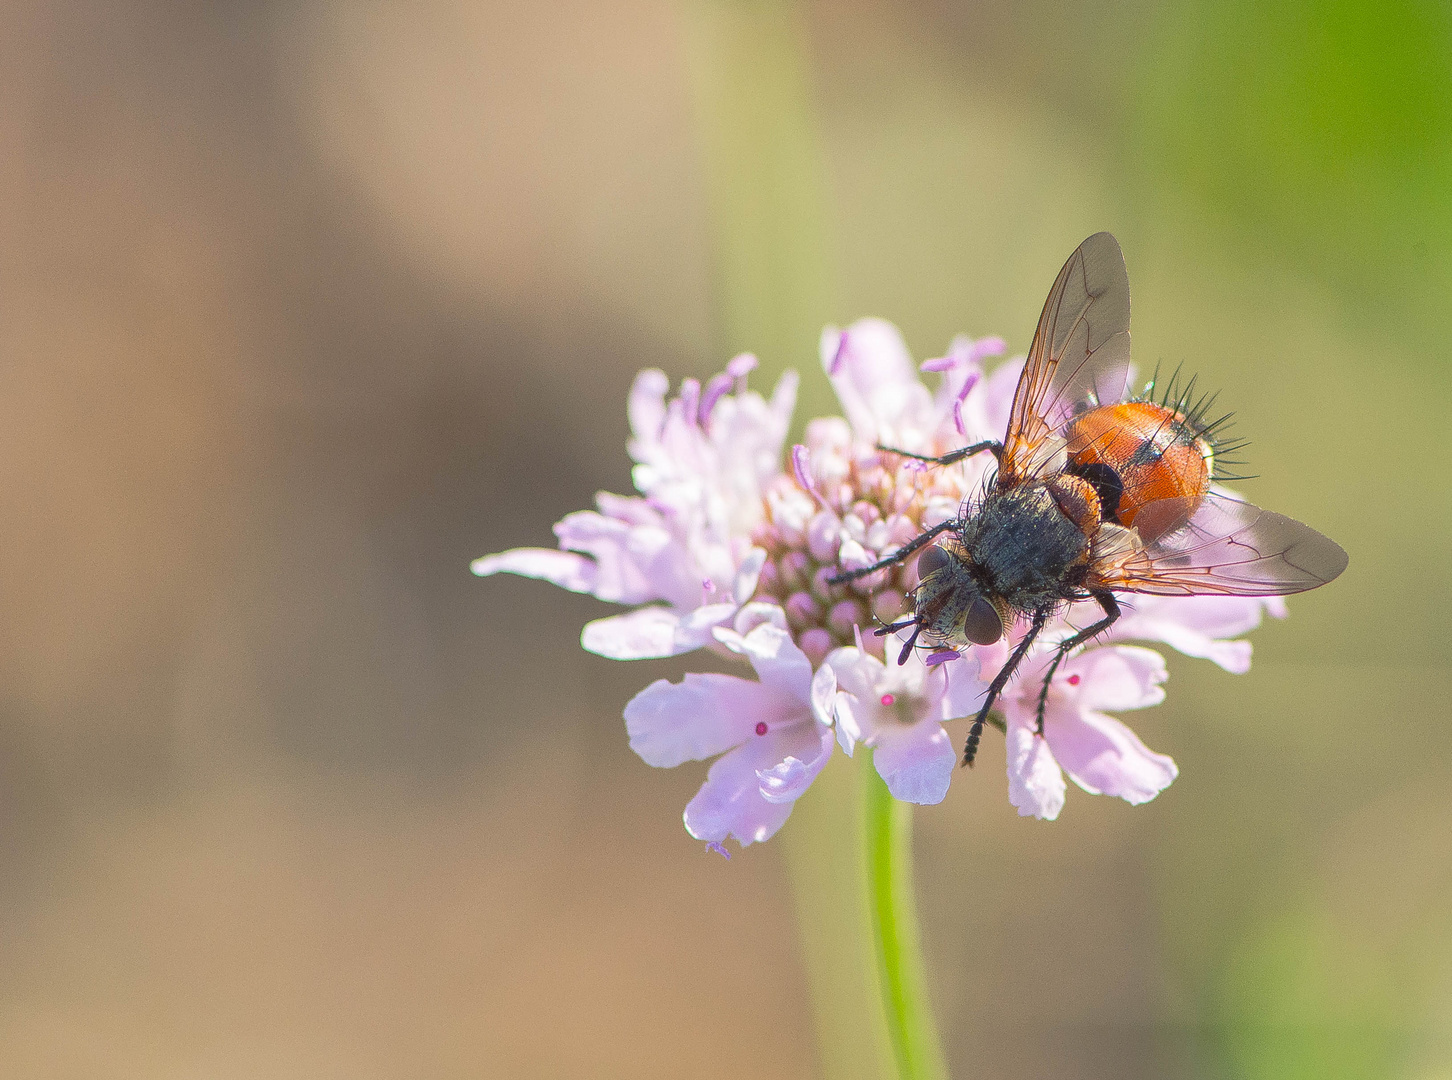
1067, 674, 1081, 686
880, 694, 895, 707
755, 721, 769, 736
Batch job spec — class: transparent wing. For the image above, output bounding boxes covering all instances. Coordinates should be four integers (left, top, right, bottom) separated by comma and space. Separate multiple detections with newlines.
1000, 232, 1132, 484
1091, 489, 1348, 597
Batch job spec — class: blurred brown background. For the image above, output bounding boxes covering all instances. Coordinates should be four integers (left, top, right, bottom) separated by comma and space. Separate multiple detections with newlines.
1, 1, 1449, 1078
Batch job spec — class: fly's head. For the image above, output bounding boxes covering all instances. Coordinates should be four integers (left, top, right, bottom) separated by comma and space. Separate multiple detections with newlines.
912, 542, 1004, 649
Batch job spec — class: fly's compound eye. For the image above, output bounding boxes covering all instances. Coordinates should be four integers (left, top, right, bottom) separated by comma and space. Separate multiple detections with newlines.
961, 598, 1003, 646
917, 544, 951, 579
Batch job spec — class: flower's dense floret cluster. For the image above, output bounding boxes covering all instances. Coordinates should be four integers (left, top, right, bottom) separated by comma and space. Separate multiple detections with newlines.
475, 320, 1285, 844
749, 422, 965, 668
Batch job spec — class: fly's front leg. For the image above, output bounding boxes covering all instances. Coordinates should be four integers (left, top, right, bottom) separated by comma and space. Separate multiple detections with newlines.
963, 608, 1049, 767
878, 440, 1002, 467
825, 519, 959, 585
1033, 591, 1121, 734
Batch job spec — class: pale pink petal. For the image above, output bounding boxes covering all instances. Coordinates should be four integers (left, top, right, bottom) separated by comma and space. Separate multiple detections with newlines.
1116, 615, 1251, 673
1018, 648, 1176, 804
551, 511, 661, 604
627, 368, 670, 452
553, 511, 698, 609
810, 664, 838, 728
1068, 646, 1167, 712
833, 691, 863, 754
1005, 719, 1067, 820
732, 547, 767, 605
937, 645, 998, 721
581, 607, 685, 660
768, 370, 800, 435
625, 673, 800, 767
713, 623, 814, 704
757, 724, 836, 804
732, 601, 789, 636
470, 547, 596, 593
1046, 709, 1178, 805
820, 319, 932, 443
872, 721, 955, 804
683, 730, 808, 846
804, 416, 852, 460
676, 602, 740, 637
824, 646, 883, 703
1137, 594, 1273, 639
594, 491, 661, 527
1110, 594, 1275, 674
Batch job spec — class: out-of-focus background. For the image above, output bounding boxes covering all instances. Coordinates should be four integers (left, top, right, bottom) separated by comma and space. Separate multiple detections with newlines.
1, 1, 1449, 1077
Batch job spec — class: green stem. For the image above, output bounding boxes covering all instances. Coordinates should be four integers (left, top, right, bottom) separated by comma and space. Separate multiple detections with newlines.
864, 757, 950, 1080
778, 753, 896, 1079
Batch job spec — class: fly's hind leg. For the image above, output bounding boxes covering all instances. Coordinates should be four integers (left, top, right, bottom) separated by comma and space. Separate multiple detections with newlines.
878, 440, 1002, 468
825, 518, 959, 585
1033, 591, 1121, 734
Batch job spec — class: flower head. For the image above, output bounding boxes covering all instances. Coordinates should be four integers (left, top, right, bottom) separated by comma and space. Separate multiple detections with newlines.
475, 320, 1291, 844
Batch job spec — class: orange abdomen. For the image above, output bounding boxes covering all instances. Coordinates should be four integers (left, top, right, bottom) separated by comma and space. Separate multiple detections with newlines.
1064, 401, 1210, 541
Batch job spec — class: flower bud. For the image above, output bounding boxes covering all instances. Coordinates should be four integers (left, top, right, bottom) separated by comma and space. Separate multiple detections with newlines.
785, 591, 823, 630
827, 599, 869, 639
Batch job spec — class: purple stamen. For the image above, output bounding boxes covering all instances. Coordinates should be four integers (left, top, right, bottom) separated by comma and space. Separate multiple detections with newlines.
705, 841, 731, 860
726, 352, 758, 380
829, 331, 850, 376
699, 373, 733, 427
951, 369, 981, 437
967, 335, 1007, 364
919, 355, 956, 373
955, 370, 981, 405
925, 649, 961, 667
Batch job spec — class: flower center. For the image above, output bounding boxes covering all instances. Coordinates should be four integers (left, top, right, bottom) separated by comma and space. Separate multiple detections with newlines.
749, 437, 972, 667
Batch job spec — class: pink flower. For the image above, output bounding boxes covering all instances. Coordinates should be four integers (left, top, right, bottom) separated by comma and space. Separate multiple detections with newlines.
474, 317, 1300, 843
824, 641, 985, 805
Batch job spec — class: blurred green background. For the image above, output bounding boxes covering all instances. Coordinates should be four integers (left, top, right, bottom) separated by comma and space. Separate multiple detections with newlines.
0, 1, 1448, 1077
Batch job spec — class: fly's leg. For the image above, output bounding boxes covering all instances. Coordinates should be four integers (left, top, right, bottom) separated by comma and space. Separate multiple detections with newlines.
963, 608, 1049, 767
826, 519, 959, 585
870, 616, 928, 667
878, 440, 1002, 467
1033, 592, 1121, 734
